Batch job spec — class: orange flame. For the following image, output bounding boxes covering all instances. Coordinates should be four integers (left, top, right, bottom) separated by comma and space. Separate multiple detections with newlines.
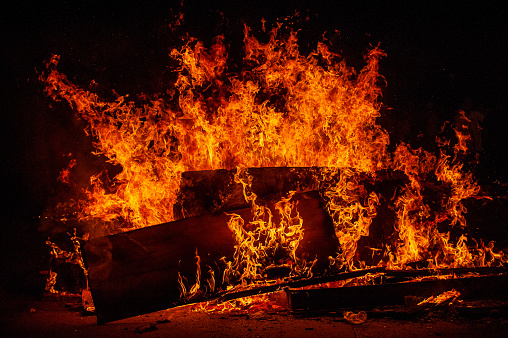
57, 155, 77, 185
221, 168, 309, 287
40, 19, 505, 294
178, 248, 203, 301
191, 293, 286, 314
322, 168, 379, 270
41, 23, 389, 233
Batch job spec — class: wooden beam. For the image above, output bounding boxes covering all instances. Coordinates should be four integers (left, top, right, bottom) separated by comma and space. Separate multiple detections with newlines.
286, 273, 508, 313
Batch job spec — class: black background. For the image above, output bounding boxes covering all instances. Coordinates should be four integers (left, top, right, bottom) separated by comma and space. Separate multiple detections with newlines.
1, 1, 507, 295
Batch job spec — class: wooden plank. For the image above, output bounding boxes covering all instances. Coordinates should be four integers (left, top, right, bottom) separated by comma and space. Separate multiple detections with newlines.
174, 167, 321, 219
217, 267, 385, 303
216, 266, 507, 303
286, 274, 508, 313
83, 191, 337, 324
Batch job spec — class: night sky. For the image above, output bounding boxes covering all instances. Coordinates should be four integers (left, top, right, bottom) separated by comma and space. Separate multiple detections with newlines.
1, 1, 507, 293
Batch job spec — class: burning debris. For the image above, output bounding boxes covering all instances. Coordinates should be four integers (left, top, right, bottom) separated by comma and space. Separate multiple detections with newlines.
37, 18, 507, 323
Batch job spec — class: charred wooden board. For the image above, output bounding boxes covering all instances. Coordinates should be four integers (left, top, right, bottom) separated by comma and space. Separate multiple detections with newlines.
83, 191, 338, 324
286, 273, 508, 313
174, 167, 321, 219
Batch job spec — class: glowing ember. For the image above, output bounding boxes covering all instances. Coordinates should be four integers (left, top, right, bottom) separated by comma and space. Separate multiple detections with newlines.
191, 293, 286, 315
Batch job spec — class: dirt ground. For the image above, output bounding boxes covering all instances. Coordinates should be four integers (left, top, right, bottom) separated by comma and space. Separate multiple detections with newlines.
2, 294, 508, 338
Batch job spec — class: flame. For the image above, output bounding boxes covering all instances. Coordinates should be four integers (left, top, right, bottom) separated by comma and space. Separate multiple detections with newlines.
321, 168, 379, 270
417, 289, 461, 306
40, 22, 388, 233
389, 144, 438, 267
191, 293, 286, 315
220, 168, 313, 288
45, 229, 89, 291
178, 248, 204, 301
385, 121, 485, 269
40, 19, 506, 296
57, 155, 77, 185
45, 271, 58, 294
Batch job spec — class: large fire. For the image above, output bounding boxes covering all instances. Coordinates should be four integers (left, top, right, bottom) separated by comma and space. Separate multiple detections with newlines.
40, 19, 505, 298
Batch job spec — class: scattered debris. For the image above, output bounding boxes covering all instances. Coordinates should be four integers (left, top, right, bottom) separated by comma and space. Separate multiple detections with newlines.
343, 311, 367, 324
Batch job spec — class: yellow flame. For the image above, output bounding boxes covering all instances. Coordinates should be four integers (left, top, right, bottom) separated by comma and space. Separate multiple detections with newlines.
178, 248, 202, 300
322, 168, 379, 270
221, 169, 309, 287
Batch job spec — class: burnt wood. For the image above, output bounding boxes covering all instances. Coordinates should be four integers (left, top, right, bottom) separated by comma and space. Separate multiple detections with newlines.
216, 266, 507, 303
83, 191, 338, 324
286, 273, 508, 313
216, 267, 386, 303
174, 167, 321, 219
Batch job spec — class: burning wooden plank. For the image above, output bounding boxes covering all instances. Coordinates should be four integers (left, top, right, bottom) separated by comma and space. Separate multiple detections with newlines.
285, 268, 508, 313
174, 167, 321, 219
83, 191, 338, 324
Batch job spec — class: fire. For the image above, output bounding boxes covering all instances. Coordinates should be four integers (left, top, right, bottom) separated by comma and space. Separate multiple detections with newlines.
221, 169, 310, 288
321, 168, 380, 270
40, 18, 506, 298
57, 154, 77, 185
177, 248, 203, 301
191, 293, 286, 315
41, 22, 388, 233
417, 289, 461, 306
45, 229, 88, 293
